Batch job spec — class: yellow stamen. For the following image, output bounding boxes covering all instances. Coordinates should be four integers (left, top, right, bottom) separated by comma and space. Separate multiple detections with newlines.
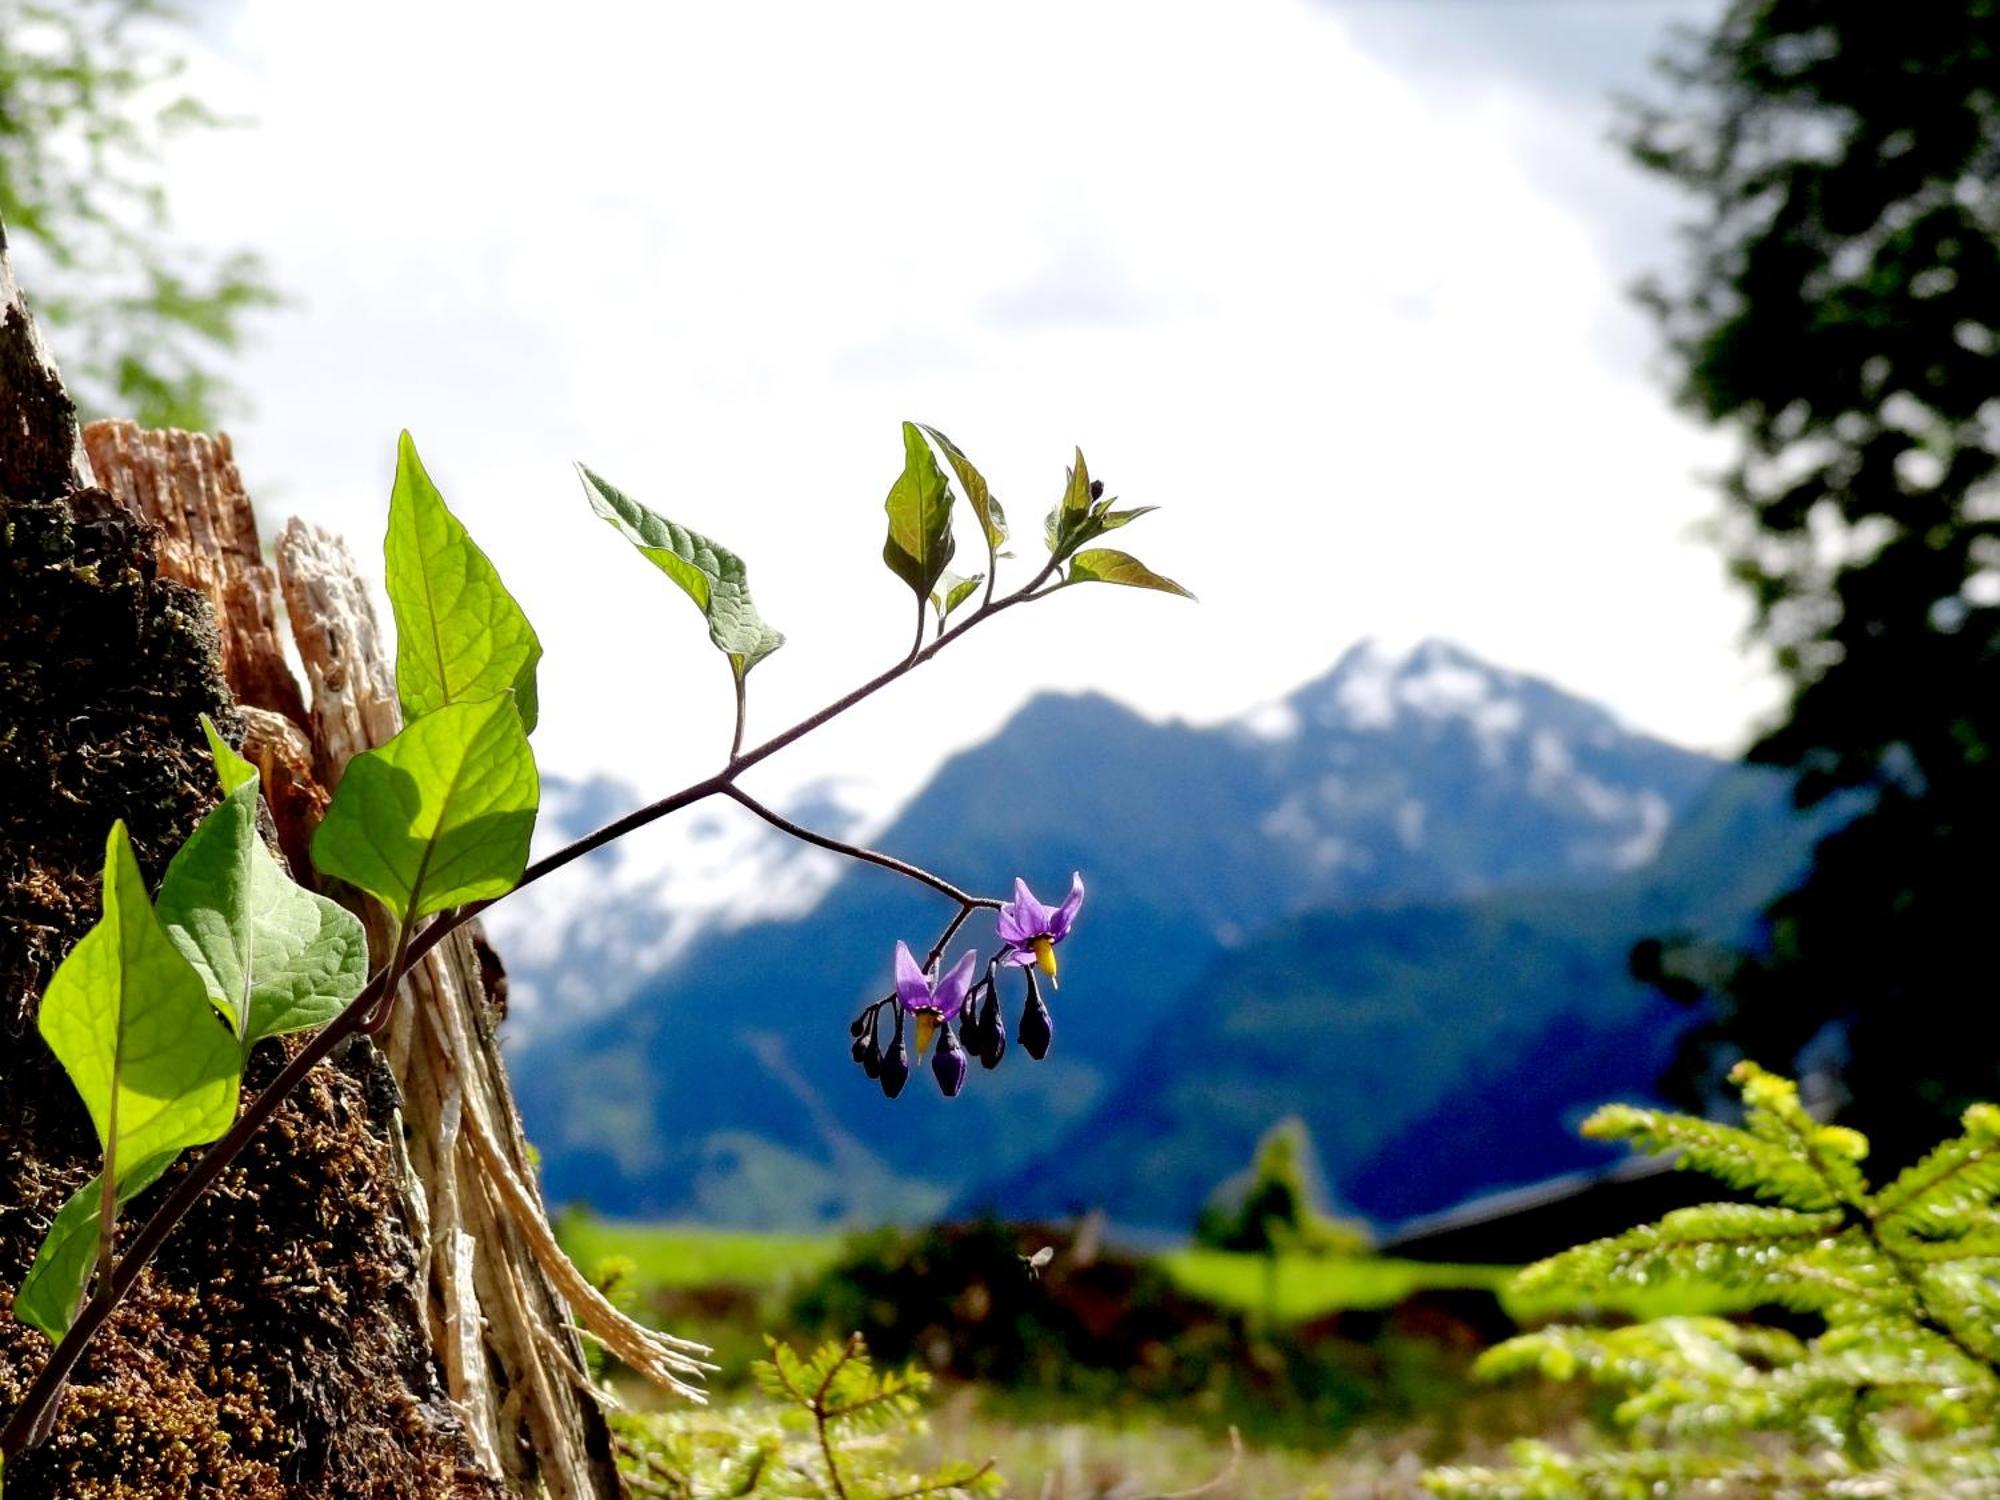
914, 1011, 938, 1058
1032, 936, 1059, 987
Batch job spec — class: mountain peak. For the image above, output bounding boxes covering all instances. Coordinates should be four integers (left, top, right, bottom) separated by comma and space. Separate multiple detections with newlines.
1271, 636, 1527, 745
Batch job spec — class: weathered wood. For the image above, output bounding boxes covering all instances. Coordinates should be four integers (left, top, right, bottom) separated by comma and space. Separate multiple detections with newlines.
280, 518, 711, 1499
3, 224, 495, 1498
80, 422, 308, 728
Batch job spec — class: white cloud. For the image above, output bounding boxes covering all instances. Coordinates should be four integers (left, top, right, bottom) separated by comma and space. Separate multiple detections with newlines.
154, 0, 1776, 826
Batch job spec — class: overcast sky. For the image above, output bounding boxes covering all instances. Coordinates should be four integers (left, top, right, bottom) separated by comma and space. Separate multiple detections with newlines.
158, 0, 1753, 812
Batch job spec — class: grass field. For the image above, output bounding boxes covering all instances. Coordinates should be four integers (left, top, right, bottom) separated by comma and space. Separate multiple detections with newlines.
557, 1215, 843, 1291
1158, 1248, 1510, 1322
559, 1217, 1523, 1322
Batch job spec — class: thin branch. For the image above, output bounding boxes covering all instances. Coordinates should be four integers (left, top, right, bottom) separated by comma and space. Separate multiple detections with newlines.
723, 785, 997, 910
883, 1458, 998, 1500
1783, 1113, 2000, 1384
923, 905, 976, 969
812, 1334, 862, 1500
1, 552, 1069, 1465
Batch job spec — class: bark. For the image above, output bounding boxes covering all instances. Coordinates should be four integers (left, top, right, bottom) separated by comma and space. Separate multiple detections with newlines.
2, 223, 680, 1495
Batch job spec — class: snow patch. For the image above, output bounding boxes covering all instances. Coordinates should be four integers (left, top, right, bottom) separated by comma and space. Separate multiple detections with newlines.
1238, 699, 1302, 741
1309, 639, 1527, 762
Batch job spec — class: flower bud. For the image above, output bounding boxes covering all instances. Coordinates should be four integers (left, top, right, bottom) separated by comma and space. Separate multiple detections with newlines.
978, 988, 1006, 1069
1020, 975, 1053, 1060
852, 1030, 881, 1079
932, 1026, 968, 1097
880, 1041, 911, 1099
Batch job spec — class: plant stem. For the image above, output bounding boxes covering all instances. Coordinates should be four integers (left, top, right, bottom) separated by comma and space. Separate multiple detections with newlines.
722, 786, 997, 910
730, 668, 748, 762
812, 1334, 861, 1500
0, 555, 1068, 1465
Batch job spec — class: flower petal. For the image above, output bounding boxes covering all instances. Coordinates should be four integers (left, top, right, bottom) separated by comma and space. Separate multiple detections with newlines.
934, 950, 979, 1020
998, 947, 1036, 967
893, 940, 932, 1010
1048, 871, 1086, 940
998, 877, 1055, 943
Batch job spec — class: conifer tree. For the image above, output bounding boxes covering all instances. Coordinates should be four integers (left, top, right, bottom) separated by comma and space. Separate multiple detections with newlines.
1428, 1064, 2000, 1497
1627, 0, 2000, 1160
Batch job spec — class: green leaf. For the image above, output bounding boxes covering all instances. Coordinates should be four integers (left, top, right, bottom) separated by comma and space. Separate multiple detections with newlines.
35, 822, 241, 1261
930, 571, 983, 628
1059, 448, 1093, 529
1092, 504, 1157, 534
918, 425, 1008, 554
576, 465, 784, 679
1066, 548, 1195, 599
158, 731, 369, 1049
387, 430, 544, 731
199, 713, 257, 795
311, 695, 539, 927
14, 1150, 177, 1341
881, 421, 955, 599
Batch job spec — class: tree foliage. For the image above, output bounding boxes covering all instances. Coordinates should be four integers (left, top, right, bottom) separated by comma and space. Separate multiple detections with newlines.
612, 1336, 1001, 1500
1626, 0, 2000, 1159
1194, 1117, 1369, 1258
0, 0, 278, 427
1427, 1064, 2000, 1497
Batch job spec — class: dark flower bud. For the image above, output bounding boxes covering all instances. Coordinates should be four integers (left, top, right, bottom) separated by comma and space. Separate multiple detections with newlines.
1089, 479, 1105, 501
852, 1030, 881, 1079
978, 988, 1006, 1069
880, 1041, 911, 1099
850, 1012, 870, 1037
932, 1026, 968, 1097
1020, 974, 1053, 1060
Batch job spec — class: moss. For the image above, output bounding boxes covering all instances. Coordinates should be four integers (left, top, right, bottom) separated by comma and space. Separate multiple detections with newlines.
0, 489, 499, 1497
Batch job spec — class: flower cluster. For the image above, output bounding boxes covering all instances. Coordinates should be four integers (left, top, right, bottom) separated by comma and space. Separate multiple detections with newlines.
850, 874, 1081, 1098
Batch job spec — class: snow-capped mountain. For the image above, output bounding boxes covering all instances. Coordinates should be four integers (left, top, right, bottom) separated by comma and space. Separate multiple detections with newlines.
504, 638, 1777, 1228
497, 640, 1715, 1043
1232, 639, 1714, 909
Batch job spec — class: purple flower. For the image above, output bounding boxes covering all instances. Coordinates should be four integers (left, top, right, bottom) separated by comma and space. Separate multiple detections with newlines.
895, 940, 978, 1062
996, 873, 1085, 985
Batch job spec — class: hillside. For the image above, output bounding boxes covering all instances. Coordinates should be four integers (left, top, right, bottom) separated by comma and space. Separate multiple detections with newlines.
971, 765, 1811, 1230
505, 640, 1772, 1227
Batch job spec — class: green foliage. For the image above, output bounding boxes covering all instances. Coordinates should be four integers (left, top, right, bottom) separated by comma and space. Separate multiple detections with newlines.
578, 464, 785, 681
0, 0, 280, 427
1426, 1063, 2000, 1497
15, 1149, 176, 1344
929, 571, 982, 629
25, 821, 241, 1339
918, 425, 1007, 556
387, 431, 544, 731
157, 716, 368, 1048
613, 1336, 1000, 1500
1064, 548, 1192, 600
881, 421, 956, 602
311, 693, 539, 927
1627, 0, 2000, 1155
1195, 1117, 1370, 1258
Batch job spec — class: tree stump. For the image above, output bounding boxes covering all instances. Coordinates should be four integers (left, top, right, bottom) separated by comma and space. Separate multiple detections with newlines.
2, 220, 679, 1495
